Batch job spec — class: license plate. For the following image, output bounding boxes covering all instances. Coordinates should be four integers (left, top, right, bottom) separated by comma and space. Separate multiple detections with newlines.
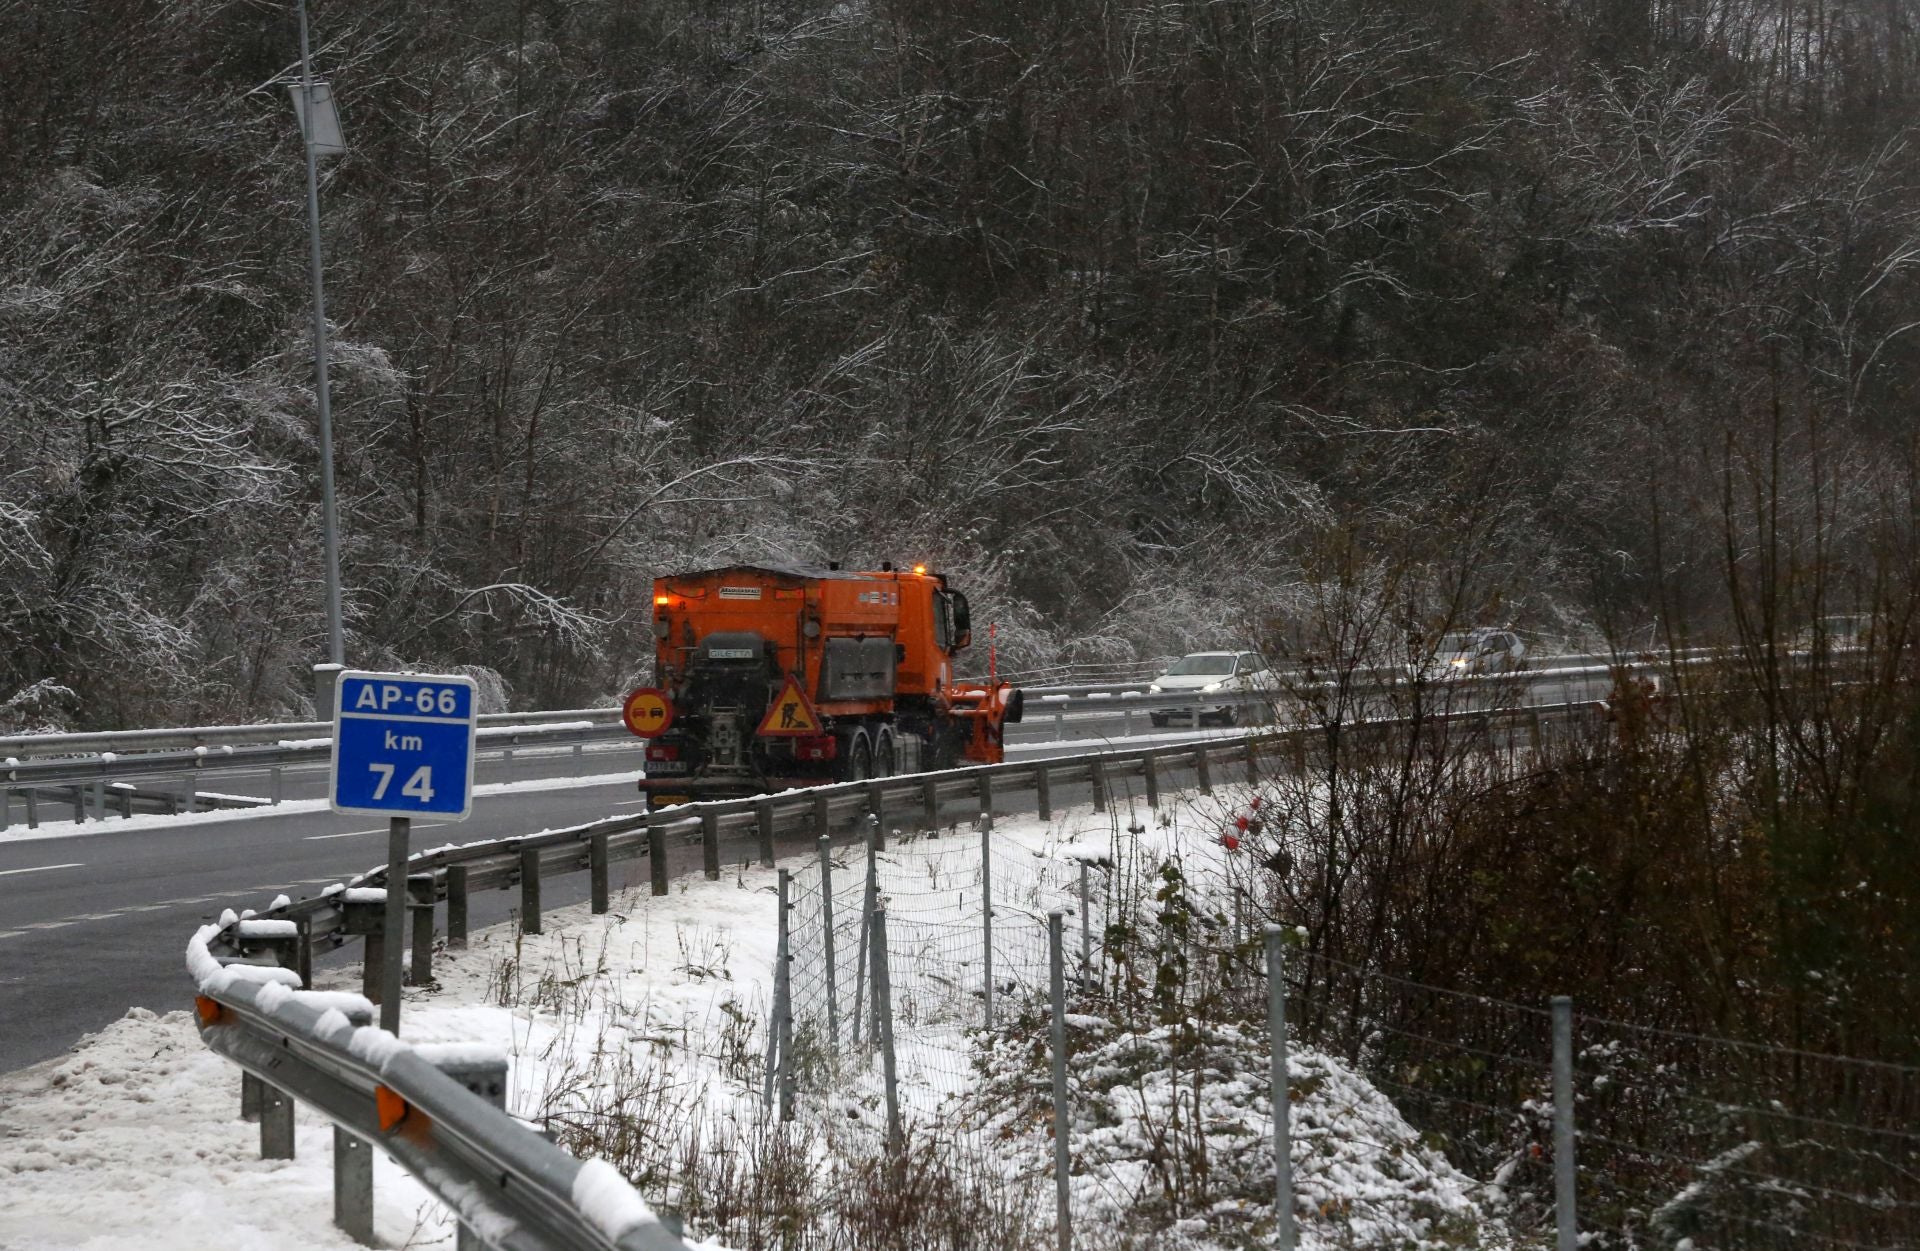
645, 760, 688, 774
651, 794, 691, 808
707, 647, 755, 659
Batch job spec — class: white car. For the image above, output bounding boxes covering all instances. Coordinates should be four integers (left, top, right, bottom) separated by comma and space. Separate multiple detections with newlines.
1147, 651, 1276, 726
1417, 628, 1526, 678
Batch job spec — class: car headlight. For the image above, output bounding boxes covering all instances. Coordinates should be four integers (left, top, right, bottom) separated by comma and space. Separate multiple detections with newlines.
1450, 658, 1468, 667
1148, 683, 1162, 693
1200, 681, 1223, 693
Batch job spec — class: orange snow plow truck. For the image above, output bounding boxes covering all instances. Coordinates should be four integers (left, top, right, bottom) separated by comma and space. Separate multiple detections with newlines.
629, 564, 1023, 808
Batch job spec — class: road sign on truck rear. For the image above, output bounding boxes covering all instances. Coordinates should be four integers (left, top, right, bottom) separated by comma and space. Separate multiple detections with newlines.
330, 671, 478, 820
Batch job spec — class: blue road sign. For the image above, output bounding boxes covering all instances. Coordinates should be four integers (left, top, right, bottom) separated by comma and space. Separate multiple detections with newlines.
330, 671, 478, 821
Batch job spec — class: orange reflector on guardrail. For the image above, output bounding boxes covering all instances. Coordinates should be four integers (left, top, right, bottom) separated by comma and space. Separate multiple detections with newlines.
376, 1085, 411, 1132
194, 996, 224, 1026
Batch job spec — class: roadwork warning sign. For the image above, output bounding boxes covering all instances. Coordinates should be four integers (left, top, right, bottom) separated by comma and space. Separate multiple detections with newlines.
757, 674, 822, 736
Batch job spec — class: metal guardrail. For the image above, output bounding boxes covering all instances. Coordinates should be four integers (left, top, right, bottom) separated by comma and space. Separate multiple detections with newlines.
6, 654, 1679, 829
1, 720, 631, 828
0, 707, 623, 759
199, 696, 1613, 984
188, 927, 692, 1251
187, 691, 1627, 1247
0, 647, 1734, 764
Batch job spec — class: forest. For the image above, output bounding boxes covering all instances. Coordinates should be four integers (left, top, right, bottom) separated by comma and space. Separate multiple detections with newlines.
2, 0, 1918, 727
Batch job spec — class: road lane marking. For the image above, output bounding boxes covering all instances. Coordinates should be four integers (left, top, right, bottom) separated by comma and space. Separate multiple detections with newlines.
17, 920, 76, 930
0, 862, 85, 878
305, 824, 443, 841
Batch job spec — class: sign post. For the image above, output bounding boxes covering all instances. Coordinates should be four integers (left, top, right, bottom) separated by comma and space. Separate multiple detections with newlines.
330, 672, 477, 1034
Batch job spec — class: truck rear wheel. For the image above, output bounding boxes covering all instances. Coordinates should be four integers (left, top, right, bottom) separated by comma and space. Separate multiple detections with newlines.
872, 727, 896, 776
837, 729, 873, 783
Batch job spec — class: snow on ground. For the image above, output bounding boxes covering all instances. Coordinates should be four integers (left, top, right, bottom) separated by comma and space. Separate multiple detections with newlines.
0, 1007, 449, 1250
0, 785, 1510, 1250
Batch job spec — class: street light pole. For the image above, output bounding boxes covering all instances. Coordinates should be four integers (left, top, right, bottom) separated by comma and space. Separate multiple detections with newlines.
297, 0, 345, 672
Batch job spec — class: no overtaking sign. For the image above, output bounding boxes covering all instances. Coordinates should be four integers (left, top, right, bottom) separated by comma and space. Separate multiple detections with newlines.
330, 671, 478, 820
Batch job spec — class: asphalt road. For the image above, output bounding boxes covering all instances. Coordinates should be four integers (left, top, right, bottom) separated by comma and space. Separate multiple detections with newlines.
0, 728, 1232, 1075
0, 752, 663, 1073
0, 670, 1601, 1075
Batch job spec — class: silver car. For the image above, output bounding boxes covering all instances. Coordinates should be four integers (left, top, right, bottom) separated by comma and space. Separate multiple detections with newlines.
1420, 628, 1526, 678
1147, 651, 1275, 726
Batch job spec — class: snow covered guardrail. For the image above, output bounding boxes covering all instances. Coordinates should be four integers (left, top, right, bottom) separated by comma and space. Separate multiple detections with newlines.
195, 697, 1616, 1004
0, 720, 633, 827
0, 707, 626, 759
185, 696, 1618, 1244
187, 924, 696, 1251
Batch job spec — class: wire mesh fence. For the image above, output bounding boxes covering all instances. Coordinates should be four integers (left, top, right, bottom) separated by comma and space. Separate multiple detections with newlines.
764, 807, 1920, 1251
1571, 1011, 1920, 1251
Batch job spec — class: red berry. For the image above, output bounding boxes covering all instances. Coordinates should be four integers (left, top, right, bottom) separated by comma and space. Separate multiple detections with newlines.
1223, 834, 1240, 851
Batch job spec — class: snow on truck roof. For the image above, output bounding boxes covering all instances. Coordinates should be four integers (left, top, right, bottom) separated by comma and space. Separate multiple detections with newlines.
662, 563, 914, 583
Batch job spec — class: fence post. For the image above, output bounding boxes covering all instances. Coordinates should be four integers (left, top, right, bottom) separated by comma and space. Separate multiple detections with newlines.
361, 924, 384, 1001
117, 783, 132, 819
852, 830, 877, 1044
296, 918, 314, 988
872, 907, 902, 1155
777, 869, 795, 1123
24, 788, 38, 828
819, 836, 839, 1045
1048, 911, 1072, 1251
409, 889, 434, 987
976, 770, 994, 820
334, 1127, 374, 1245
260, 1082, 295, 1160
701, 809, 721, 881
766, 868, 790, 1112
71, 787, 85, 824
866, 781, 886, 841
982, 817, 995, 1029
1553, 995, 1577, 1251
1088, 757, 1107, 812
90, 778, 104, 820
868, 810, 885, 854
812, 790, 831, 841
1245, 739, 1260, 785
519, 845, 542, 935
921, 774, 939, 827
589, 831, 610, 914
1267, 926, 1294, 1250
756, 799, 776, 868
1143, 751, 1160, 808
446, 865, 469, 948
1036, 764, 1053, 820
1079, 862, 1092, 971
649, 822, 669, 896
241, 1072, 263, 1121
271, 765, 284, 805
1194, 745, 1212, 794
